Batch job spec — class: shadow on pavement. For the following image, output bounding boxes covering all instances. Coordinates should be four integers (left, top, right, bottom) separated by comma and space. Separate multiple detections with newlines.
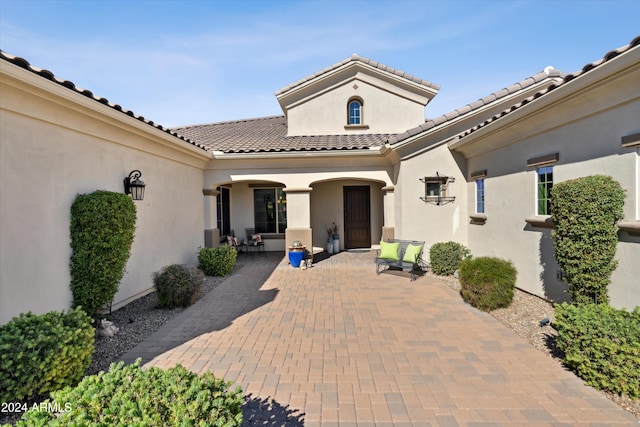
242, 394, 305, 426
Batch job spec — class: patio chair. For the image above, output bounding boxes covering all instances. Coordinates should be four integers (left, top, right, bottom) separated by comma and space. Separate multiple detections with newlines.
226, 229, 245, 253
245, 228, 265, 254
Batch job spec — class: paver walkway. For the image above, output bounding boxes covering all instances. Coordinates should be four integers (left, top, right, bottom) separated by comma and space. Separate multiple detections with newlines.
121, 251, 637, 426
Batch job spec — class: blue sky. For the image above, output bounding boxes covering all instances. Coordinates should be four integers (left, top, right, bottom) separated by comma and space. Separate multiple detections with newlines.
1, 0, 638, 128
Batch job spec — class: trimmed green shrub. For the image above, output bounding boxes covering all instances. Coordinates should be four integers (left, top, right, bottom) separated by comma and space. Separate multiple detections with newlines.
0, 308, 94, 402
459, 257, 517, 312
550, 175, 625, 305
15, 360, 244, 426
70, 190, 137, 317
153, 264, 204, 308
198, 245, 238, 276
554, 303, 640, 398
429, 241, 471, 275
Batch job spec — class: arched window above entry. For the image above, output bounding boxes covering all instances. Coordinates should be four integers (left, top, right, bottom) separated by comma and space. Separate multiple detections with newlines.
346, 97, 368, 130
348, 99, 362, 125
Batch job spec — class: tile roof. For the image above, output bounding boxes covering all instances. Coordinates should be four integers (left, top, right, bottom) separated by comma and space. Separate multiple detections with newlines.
452, 35, 640, 144
275, 53, 440, 96
388, 67, 566, 145
172, 116, 391, 154
0, 50, 208, 152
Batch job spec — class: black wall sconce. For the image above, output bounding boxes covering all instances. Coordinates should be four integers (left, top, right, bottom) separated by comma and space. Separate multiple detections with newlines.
124, 170, 146, 201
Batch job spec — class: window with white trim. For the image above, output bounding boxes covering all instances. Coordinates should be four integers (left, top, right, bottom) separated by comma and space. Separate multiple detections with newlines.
348, 99, 362, 125
537, 166, 553, 215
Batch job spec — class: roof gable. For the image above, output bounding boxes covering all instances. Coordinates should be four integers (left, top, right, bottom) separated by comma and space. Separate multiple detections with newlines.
276, 54, 439, 137
275, 54, 439, 114
276, 54, 440, 100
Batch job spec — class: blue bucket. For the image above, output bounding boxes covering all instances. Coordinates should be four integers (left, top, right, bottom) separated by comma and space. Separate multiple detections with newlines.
288, 251, 304, 268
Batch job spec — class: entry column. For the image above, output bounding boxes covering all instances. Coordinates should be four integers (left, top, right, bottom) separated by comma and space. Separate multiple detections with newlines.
382, 185, 395, 241
283, 187, 313, 254
203, 188, 220, 248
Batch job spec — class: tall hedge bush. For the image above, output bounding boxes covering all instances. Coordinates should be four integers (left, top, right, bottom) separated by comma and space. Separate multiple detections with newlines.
70, 190, 136, 317
0, 308, 94, 402
550, 175, 625, 305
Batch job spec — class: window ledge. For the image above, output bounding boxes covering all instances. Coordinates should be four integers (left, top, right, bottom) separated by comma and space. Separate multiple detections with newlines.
618, 220, 640, 235
344, 124, 369, 130
525, 216, 555, 228
469, 213, 487, 223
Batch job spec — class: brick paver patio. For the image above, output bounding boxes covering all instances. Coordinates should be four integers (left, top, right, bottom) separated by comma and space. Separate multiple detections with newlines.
121, 251, 637, 426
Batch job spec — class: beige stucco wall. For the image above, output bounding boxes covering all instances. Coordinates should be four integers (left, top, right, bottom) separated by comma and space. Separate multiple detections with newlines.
462, 86, 640, 308
0, 65, 209, 324
285, 74, 427, 136
394, 143, 468, 250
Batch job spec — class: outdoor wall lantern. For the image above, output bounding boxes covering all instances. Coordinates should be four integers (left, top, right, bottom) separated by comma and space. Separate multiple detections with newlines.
123, 170, 146, 201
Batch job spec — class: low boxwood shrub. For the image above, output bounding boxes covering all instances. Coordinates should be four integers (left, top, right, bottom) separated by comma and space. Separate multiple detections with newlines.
429, 241, 471, 275
198, 245, 238, 276
0, 307, 94, 402
459, 256, 516, 312
554, 303, 640, 398
153, 264, 204, 308
15, 360, 244, 426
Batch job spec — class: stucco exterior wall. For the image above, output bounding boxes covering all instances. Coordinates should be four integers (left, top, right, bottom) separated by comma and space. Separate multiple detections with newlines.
0, 69, 208, 324
286, 76, 426, 136
394, 143, 468, 249
463, 100, 640, 308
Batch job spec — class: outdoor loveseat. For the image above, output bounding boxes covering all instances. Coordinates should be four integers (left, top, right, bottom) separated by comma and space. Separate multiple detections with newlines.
374, 239, 426, 281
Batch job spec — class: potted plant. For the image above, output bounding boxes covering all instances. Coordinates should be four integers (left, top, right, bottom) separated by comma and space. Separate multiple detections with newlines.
326, 227, 334, 254
331, 222, 339, 253
288, 240, 305, 268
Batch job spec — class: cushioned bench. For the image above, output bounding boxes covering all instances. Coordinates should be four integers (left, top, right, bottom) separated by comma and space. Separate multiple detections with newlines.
375, 239, 427, 281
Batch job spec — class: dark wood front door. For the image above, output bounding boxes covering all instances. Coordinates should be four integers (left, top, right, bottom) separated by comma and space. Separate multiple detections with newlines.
343, 186, 371, 249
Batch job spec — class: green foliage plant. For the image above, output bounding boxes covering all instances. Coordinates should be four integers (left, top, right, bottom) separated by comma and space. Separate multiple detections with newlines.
0, 308, 94, 402
15, 359, 244, 426
198, 245, 238, 276
429, 241, 471, 275
153, 264, 204, 308
459, 256, 517, 312
550, 175, 625, 305
70, 190, 137, 318
554, 303, 640, 398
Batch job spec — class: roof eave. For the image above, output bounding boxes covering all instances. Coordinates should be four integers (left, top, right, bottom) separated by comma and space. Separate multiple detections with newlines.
211, 145, 391, 160
449, 43, 640, 155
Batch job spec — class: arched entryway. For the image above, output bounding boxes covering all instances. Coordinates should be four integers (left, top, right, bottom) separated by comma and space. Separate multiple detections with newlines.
310, 178, 385, 251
